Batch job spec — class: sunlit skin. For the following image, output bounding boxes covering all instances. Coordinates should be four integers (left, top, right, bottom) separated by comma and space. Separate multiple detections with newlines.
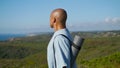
50, 8, 67, 32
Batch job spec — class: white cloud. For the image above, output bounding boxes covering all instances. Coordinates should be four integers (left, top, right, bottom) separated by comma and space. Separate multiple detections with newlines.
113, 17, 120, 23
105, 17, 111, 23
105, 17, 120, 23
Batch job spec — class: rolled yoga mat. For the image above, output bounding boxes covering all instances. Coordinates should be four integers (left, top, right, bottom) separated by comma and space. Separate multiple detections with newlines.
71, 35, 84, 67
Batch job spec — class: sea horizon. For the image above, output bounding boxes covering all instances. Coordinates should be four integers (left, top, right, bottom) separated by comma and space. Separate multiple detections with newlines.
0, 34, 27, 41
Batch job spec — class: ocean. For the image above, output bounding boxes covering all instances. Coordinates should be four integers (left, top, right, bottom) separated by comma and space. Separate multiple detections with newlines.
0, 34, 26, 41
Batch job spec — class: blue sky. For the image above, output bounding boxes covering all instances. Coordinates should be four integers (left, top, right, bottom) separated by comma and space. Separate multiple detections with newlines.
0, 0, 120, 34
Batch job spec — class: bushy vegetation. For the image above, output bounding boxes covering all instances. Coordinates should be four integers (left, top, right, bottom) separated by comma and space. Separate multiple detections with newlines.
81, 52, 120, 68
0, 45, 40, 59
0, 32, 120, 68
77, 36, 120, 68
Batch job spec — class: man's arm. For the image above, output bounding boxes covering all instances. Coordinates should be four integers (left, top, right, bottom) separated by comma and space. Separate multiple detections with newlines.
54, 35, 71, 68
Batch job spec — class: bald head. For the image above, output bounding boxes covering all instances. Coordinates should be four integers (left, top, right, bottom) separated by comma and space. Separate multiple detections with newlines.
50, 8, 67, 28
51, 8, 67, 23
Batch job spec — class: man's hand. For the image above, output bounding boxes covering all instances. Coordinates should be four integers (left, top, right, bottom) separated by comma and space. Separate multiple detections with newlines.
63, 66, 66, 68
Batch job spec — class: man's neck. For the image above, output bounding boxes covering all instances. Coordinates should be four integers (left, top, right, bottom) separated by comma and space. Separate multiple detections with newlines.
54, 25, 66, 32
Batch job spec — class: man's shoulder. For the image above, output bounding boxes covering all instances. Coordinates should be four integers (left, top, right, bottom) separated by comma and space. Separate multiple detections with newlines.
54, 34, 72, 44
54, 34, 66, 41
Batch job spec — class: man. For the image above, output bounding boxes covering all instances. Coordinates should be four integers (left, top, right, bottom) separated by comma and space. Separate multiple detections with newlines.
47, 8, 76, 68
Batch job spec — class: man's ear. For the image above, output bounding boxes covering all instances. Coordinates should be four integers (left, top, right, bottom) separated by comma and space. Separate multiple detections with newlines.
53, 17, 56, 23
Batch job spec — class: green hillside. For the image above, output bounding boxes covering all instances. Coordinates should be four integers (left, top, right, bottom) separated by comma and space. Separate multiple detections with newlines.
0, 32, 120, 68
77, 36, 120, 68
81, 52, 120, 68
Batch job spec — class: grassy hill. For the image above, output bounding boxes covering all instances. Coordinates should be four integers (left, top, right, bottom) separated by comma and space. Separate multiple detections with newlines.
80, 52, 120, 68
0, 31, 120, 68
77, 36, 120, 68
